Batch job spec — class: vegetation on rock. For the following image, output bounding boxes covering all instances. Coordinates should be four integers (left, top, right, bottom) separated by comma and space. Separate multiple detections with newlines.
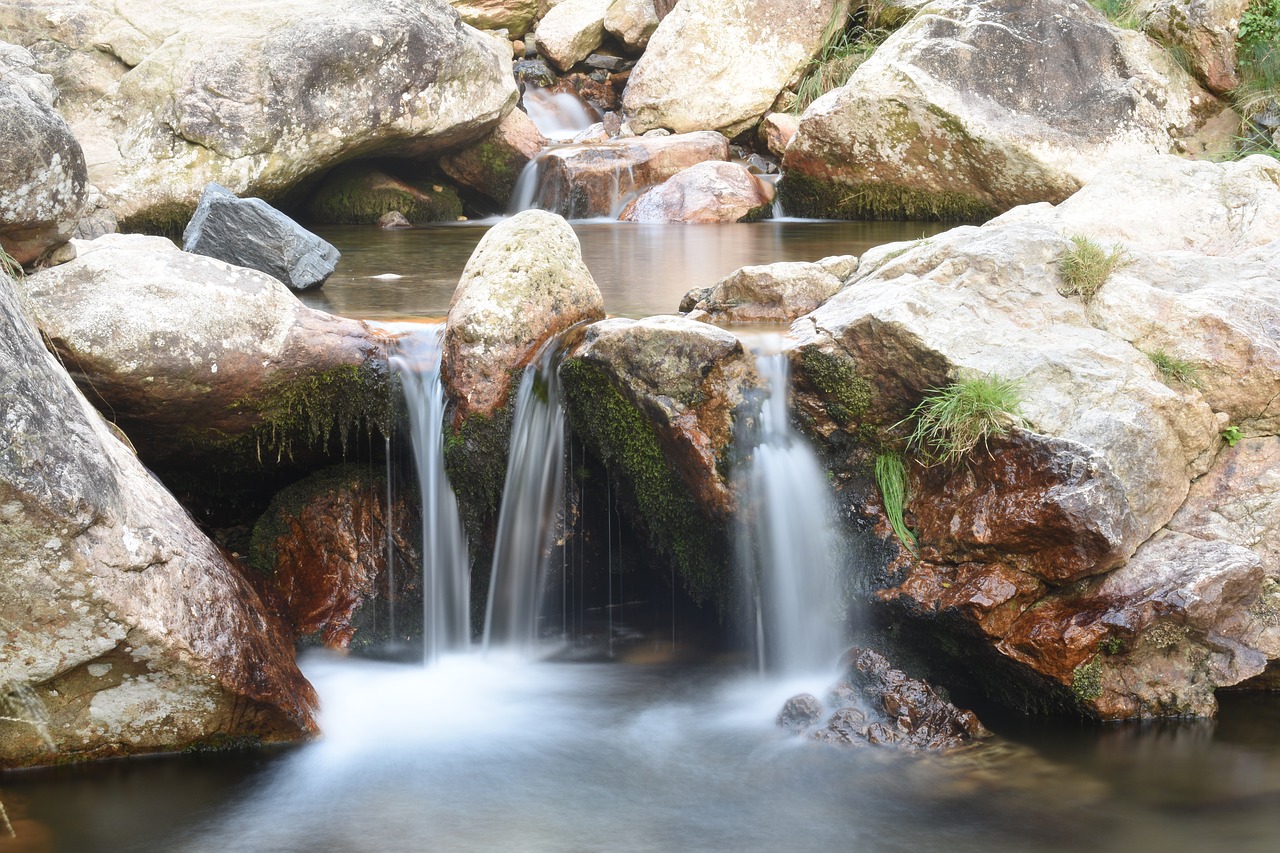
1145, 348, 1203, 389
1088, 0, 1144, 29
791, 10, 894, 113
1233, 0, 1280, 158
874, 452, 917, 555
1057, 235, 1128, 303
905, 373, 1025, 466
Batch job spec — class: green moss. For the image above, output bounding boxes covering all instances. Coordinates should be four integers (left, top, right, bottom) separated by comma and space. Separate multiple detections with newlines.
443, 402, 514, 543
799, 345, 871, 426
559, 358, 729, 605
307, 165, 464, 224
778, 172, 998, 222
118, 201, 195, 239
249, 463, 381, 575
1100, 635, 1127, 655
181, 733, 264, 754
1072, 656, 1104, 703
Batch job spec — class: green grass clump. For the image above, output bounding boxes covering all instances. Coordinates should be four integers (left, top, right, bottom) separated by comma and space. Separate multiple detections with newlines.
1088, 0, 1145, 29
874, 452, 917, 555
1058, 235, 1128, 303
791, 12, 893, 113
0, 246, 22, 279
905, 373, 1024, 466
1228, 2, 1280, 159
1145, 348, 1203, 389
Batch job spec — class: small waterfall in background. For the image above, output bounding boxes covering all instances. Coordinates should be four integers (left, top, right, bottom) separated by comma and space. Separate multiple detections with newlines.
483, 339, 567, 650
736, 338, 844, 676
522, 86, 598, 142
389, 324, 471, 664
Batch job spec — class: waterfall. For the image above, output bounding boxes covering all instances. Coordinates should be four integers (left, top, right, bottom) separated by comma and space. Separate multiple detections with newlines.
736, 340, 843, 676
483, 338, 567, 649
523, 86, 598, 142
389, 324, 471, 664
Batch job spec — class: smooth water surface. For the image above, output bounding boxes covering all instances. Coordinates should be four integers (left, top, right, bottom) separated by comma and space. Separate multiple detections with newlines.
301, 219, 949, 320
4, 654, 1280, 852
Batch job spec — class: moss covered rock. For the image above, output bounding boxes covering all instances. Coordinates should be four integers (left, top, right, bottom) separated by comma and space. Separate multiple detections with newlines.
307, 163, 464, 224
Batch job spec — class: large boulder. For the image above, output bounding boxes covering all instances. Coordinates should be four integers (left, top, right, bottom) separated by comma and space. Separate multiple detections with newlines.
781, 0, 1238, 220
0, 269, 316, 768
605, 0, 660, 52
620, 161, 775, 223
183, 184, 339, 292
449, 0, 539, 35
1134, 0, 1251, 94
536, 0, 614, 72
16, 234, 389, 473
560, 315, 759, 602
0, 43, 87, 266
517, 130, 730, 219
622, 0, 852, 137
0, 0, 517, 231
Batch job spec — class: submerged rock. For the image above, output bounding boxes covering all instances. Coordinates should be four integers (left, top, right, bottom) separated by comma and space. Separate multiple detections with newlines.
0, 0, 517, 231
622, 0, 851, 137
0, 43, 87, 266
810, 648, 987, 750
184, 183, 339, 292
17, 233, 388, 474
1, 269, 315, 768
620, 161, 775, 223
781, 0, 1237, 220
777, 693, 824, 734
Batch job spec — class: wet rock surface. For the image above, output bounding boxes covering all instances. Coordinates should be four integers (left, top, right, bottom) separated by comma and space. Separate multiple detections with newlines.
183, 183, 339, 292
620, 160, 774, 223
440, 107, 547, 206
1, 269, 315, 768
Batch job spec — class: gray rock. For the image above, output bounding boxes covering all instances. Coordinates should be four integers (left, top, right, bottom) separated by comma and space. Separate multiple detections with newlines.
679, 259, 844, 323
777, 692, 824, 734
183, 183, 339, 292
0, 43, 88, 266
1133, 0, 1250, 94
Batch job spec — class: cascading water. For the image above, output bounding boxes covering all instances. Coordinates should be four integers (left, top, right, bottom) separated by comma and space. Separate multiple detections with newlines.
736, 339, 844, 676
522, 85, 599, 142
388, 323, 471, 664
483, 339, 567, 649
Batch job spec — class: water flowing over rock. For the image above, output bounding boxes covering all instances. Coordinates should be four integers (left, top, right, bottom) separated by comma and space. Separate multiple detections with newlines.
622, 0, 852, 137
16, 234, 388, 473
560, 316, 759, 602
1134, 0, 1250, 94
781, 0, 1237, 220
0, 269, 315, 768
511, 131, 729, 218
443, 210, 605, 423
0, 43, 87, 266
536, 0, 614, 72
439, 107, 547, 205
183, 184, 339, 292
0, 0, 517, 231
249, 465, 418, 649
680, 258, 852, 324
620, 161, 775, 223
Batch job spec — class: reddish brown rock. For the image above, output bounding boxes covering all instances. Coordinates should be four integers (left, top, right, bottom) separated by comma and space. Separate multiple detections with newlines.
881, 560, 1045, 639
440, 107, 548, 205
252, 466, 418, 647
620, 161, 774, 223
760, 112, 799, 158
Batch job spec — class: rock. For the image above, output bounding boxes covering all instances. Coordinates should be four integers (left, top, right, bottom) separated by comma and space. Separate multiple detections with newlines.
0, 269, 316, 768
1134, 0, 1250, 94
1171, 438, 1280, 574
605, 0, 660, 52
810, 648, 987, 750
0, 0, 517, 231
560, 315, 759, 602
781, 0, 1237, 220
514, 57, 558, 88
518, 130, 729, 219
443, 210, 606, 423
440, 107, 547, 205
183, 184, 339, 292
760, 112, 800, 158
307, 163, 464, 225
250, 465, 419, 649
72, 184, 117, 241
0, 43, 88, 266
777, 693, 824, 734
871, 0, 932, 26
377, 211, 413, 229
679, 259, 846, 324
990, 154, 1280, 256
623, 0, 850, 137
16, 233, 388, 474
449, 0, 539, 35
585, 53, 634, 72
621, 161, 775, 223
536, 0, 613, 72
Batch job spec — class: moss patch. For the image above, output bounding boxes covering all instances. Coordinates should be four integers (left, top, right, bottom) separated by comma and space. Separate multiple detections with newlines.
1072, 656, 1104, 703
799, 345, 872, 426
307, 164, 464, 224
778, 172, 998, 222
443, 401, 514, 544
559, 358, 729, 606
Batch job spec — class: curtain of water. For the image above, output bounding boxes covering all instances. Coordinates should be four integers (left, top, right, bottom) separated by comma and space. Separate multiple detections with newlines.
482, 339, 567, 649
522, 86, 598, 142
389, 324, 471, 664
736, 341, 843, 676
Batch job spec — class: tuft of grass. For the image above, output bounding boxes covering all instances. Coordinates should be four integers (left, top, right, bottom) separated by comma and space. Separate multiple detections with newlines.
874, 452, 918, 555
0, 246, 22, 279
905, 373, 1025, 467
792, 13, 893, 113
1088, 0, 1145, 29
1058, 235, 1128, 303
1229, 1, 1280, 159
1145, 348, 1203, 389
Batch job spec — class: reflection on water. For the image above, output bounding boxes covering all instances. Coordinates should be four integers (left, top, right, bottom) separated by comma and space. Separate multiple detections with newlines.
4, 656, 1280, 852
302, 220, 949, 321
